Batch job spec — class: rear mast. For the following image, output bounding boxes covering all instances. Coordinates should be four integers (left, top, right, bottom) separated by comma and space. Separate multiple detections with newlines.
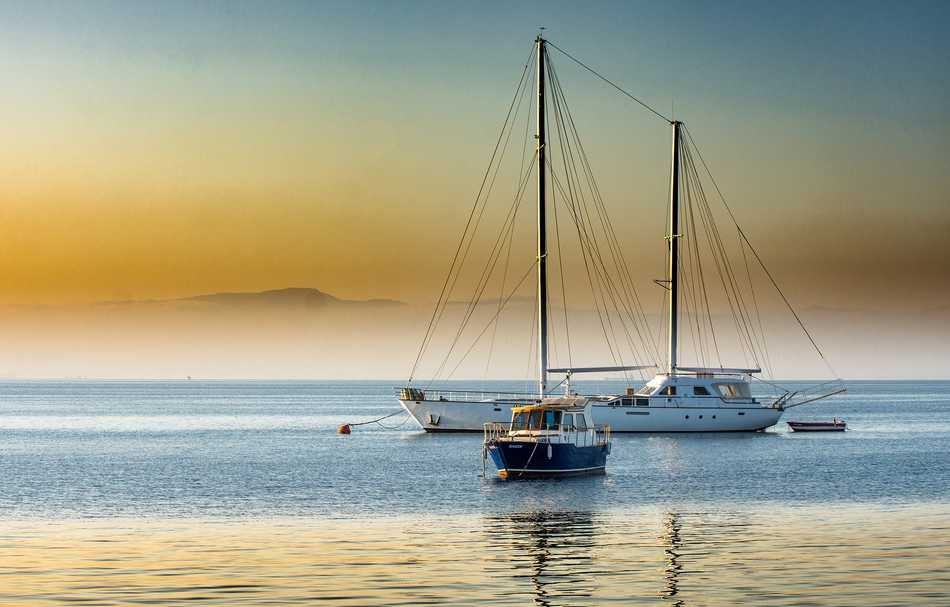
667, 120, 681, 374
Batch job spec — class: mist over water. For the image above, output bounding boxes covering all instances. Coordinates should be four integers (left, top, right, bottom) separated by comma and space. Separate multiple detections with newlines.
1, 380, 948, 605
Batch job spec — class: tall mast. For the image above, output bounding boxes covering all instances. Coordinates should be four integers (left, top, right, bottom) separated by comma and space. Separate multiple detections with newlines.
536, 35, 548, 397
667, 121, 681, 373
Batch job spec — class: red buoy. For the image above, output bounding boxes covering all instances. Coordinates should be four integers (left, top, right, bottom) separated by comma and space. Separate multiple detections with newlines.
337, 424, 352, 435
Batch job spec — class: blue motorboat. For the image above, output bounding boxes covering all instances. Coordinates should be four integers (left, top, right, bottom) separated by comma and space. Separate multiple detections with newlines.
483, 397, 611, 479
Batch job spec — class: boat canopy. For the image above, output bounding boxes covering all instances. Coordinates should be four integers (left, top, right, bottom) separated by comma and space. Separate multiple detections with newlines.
512, 397, 587, 414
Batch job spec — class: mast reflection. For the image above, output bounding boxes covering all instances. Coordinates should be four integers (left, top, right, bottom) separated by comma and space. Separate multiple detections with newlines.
483, 510, 597, 606
660, 511, 686, 606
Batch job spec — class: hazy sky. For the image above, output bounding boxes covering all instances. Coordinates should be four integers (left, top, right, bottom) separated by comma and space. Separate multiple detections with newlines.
1, 1, 948, 311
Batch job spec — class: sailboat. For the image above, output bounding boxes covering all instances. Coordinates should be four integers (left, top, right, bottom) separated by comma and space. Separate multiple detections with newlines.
399, 36, 844, 432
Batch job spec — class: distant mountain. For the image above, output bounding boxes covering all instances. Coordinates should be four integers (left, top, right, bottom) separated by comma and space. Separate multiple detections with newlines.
97, 287, 405, 308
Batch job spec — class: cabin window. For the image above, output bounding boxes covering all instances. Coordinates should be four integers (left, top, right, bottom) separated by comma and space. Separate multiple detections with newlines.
660, 386, 676, 396
543, 410, 561, 429
715, 383, 751, 399
621, 397, 633, 407
528, 410, 543, 429
693, 386, 710, 396
575, 415, 588, 431
511, 412, 528, 430
635, 398, 649, 407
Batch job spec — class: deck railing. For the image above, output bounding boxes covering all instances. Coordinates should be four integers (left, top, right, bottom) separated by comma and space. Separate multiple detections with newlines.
399, 387, 540, 404
483, 423, 611, 447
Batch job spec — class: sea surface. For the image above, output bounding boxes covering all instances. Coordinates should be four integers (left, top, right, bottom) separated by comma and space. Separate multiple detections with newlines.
1, 379, 948, 605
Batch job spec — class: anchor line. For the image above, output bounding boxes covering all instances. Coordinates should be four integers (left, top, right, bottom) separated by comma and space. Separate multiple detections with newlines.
345, 410, 407, 428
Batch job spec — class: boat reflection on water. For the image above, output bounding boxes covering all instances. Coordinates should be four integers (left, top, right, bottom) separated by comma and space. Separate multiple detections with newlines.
484, 509, 694, 606
483, 510, 597, 606
660, 512, 686, 606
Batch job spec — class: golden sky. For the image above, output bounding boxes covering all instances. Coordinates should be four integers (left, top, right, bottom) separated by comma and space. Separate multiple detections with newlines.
1, 2, 947, 313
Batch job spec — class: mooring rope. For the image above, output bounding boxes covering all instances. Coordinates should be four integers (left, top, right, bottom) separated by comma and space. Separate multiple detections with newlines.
344, 410, 407, 429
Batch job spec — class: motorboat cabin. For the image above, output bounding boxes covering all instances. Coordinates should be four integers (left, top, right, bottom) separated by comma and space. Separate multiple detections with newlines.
482, 397, 610, 479
629, 372, 755, 403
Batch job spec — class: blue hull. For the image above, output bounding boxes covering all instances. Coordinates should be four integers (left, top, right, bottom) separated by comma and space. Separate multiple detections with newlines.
487, 440, 609, 479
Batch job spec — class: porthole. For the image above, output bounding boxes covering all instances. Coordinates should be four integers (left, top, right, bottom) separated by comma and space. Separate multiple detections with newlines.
712, 415, 716, 419
685, 415, 689, 419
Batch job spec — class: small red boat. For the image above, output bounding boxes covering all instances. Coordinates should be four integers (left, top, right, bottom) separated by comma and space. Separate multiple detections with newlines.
787, 418, 846, 432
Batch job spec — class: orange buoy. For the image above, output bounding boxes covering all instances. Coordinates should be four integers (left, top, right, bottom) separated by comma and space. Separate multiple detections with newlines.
337, 424, 351, 435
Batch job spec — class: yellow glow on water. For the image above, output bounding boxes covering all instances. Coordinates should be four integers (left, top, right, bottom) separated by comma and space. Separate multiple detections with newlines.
1, 505, 947, 605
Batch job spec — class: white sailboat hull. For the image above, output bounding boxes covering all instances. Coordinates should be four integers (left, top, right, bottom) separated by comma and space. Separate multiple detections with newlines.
399, 397, 783, 433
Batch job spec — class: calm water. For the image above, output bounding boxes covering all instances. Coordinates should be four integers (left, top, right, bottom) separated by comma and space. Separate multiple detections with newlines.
1, 379, 949, 605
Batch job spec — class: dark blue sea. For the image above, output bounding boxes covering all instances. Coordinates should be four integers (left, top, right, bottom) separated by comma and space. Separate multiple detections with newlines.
1, 380, 948, 605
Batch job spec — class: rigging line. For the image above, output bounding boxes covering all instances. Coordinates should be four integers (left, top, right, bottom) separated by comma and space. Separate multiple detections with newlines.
675, 228, 702, 367
547, 135, 621, 371
545, 39, 672, 123
413, 48, 533, 383
683, 126, 837, 376
567, 123, 658, 368
441, 69, 537, 364
549, 54, 656, 380
547, 152, 619, 365
544, 57, 588, 377
438, 139, 537, 360
688, 164, 753, 368
550, 137, 573, 368
545, 62, 641, 371
420, 46, 535, 385
740, 232, 774, 377
543, 63, 616, 362
428, 153, 537, 386
547, 57, 660, 365
678, 164, 703, 364
682, 169, 708, 365
429, 159, 536, 387
429, 158, 532, 385
682, 163, 713, 367
409, 44, 535, 383
519, 63, 537, 194
485, 93, 536, 380
682, 151, 721, 366
681, 140, 759, 366
546, 58, 627, 369
445, 260, 540, 382
484, 188, 523, 378
547, 158, 623, 369
681, 181, 708, 367
683, 138, 767, 368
